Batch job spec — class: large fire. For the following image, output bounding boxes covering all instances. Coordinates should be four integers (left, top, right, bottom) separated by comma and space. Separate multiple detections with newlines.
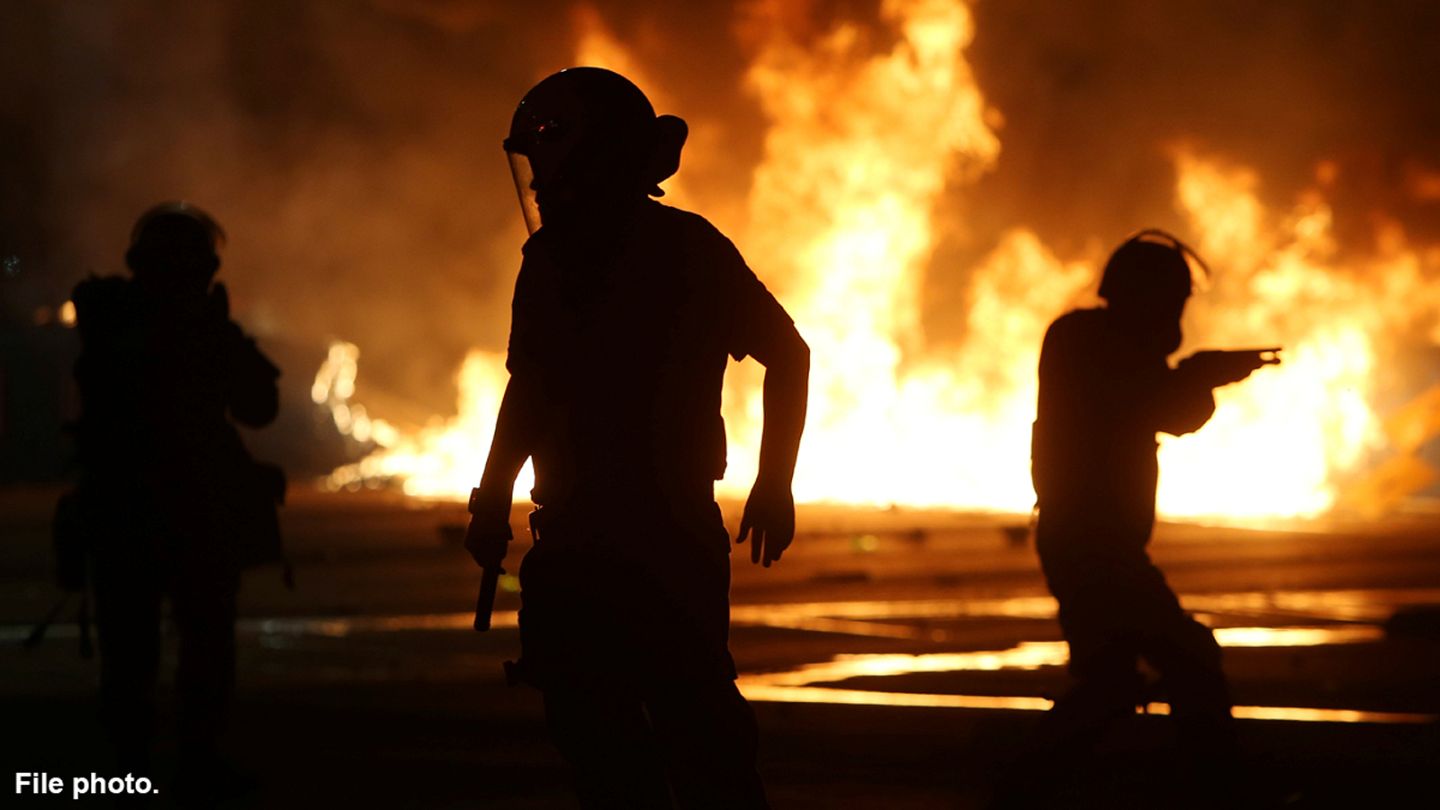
312, 0, 1440, 522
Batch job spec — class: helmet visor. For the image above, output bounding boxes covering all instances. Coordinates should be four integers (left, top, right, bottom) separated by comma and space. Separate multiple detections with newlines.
506, 150, 543, 235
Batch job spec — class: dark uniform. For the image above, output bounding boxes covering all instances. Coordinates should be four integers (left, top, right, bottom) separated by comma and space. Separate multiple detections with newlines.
508, 199, 791, 808
1031, 306, 1236, 757
71, 270, 278, 775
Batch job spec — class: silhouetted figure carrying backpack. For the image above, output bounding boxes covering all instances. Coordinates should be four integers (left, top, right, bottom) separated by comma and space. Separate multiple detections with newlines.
465, 68, 809, 809
1025, 231, 1278, 799
66, 203, 282, 802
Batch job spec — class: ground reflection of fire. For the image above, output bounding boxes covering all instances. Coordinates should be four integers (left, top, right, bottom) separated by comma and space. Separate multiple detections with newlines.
129, 588, 1431, 726
312, 0, 1440, 522
735, 685, 1435, 725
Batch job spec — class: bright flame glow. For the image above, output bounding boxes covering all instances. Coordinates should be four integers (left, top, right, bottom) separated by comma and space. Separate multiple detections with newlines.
315, 1, 1440, 522
1154, 151, 1384, 517
725, 0, 1044, 509
312, 342, 532, 497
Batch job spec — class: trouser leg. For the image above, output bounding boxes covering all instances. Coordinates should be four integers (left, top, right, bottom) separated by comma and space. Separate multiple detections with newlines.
1144, 614, 1236, 762
522, 503, 761, 808
170, 568, 239, 756
1033, 629, 1145, 755
646, 680, 768, 810
542, 687, 672, 810
93, 561, 164, 773
1048, 553, 1236, 761
522, 543, 670, 807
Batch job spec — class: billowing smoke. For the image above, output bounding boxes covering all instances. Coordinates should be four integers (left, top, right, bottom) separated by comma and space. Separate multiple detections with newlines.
2, 1, 573, 424
960, 0, 1440, 253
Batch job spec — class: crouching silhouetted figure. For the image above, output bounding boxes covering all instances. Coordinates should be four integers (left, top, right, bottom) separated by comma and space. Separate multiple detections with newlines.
465, 68, 808, 809
1024, 232, 1277, 797
68, 203, 281, 800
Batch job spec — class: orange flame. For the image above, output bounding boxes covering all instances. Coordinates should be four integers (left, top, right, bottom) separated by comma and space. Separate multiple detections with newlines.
313, 343, 532, 497
1156, 149, 1437, 518
316, 0, 1440, 522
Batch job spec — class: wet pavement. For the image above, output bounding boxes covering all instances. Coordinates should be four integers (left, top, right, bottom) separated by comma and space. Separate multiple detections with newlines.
2, 487, 1439, 807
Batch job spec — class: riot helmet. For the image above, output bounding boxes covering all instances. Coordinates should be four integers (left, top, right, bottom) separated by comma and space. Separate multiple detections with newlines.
1098, 229, 1209, 354
504, 67, 687, 233
1098, 229, 1208, 306
125, 201, 225, 298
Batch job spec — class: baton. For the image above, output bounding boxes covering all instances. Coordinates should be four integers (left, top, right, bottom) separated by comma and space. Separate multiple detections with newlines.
473, 564, 503, 632
468, 486, 511, 632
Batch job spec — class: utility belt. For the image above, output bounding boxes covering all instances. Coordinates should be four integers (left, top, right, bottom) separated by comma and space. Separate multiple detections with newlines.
527, 491, 726, 554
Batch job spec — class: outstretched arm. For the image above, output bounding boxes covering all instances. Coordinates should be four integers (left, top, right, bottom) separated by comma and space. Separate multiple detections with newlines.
737, 326, 809, 567
1158, 349, 1281, 436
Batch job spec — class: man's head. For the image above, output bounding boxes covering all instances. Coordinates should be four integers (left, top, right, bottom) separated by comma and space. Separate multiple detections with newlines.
125, 202, 224, 300
1098, 231, 1206, 355
504, 67, 687, 233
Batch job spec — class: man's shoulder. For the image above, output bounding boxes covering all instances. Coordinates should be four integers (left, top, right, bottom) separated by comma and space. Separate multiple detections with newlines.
1047, 307, 1108, 337
644, 201, 740, 258
645, 199, 713, 230
1041, 308, 1116, 361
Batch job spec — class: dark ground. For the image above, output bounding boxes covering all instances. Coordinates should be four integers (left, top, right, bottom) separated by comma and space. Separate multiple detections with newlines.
2, 486, 1438, 808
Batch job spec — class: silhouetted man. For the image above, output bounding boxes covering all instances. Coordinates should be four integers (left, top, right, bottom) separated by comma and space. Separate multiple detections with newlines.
68, 203, 280, 800
465, 68, 808, 809
1028, 232, 1276, 779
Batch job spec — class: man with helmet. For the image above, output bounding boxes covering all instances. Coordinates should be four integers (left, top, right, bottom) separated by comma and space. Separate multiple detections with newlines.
465, 67, 808, 808
68, 202, 280, 798
1027, 232, 1277, 775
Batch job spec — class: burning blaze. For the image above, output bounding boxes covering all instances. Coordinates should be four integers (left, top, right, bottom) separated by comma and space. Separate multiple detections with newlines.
724, 0, 1027, 508
315, 343, 532, 497
314, 0, 1440, 522
1156, 152, 1382, 518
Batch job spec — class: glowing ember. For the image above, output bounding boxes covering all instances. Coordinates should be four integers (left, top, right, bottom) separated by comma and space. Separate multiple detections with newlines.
315, 0, 1440, 521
